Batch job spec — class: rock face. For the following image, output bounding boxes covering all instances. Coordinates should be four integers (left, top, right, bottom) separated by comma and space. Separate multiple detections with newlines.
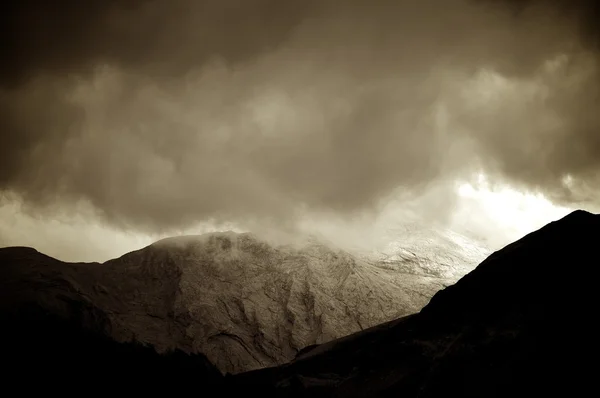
0, 229, 488, 375
228, 210, 600, 397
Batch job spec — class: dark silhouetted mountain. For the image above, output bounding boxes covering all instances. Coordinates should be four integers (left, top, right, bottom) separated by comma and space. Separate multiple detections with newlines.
0, 230, 486, 375
226, 210, 600, 397
0, 302, 223, 394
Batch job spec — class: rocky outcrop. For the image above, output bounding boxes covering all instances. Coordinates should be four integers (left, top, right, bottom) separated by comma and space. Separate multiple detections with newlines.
228, 210, 600, 397
0, 229, 488, 374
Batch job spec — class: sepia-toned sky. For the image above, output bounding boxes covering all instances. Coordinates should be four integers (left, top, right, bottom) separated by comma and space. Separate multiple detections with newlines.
1, 0, 599, 261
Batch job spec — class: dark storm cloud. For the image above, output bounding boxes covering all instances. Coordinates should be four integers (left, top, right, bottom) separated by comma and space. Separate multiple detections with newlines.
0, 0, 317, 87
497, 0, 600, 45
1, 0, 599, 233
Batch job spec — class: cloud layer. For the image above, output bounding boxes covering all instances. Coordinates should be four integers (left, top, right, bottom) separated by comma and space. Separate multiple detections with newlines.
1, 0, 599, 237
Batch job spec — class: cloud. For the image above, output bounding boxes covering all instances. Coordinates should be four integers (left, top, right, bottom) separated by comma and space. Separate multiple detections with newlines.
0, 0, 318, 88
1, 0, 599, 238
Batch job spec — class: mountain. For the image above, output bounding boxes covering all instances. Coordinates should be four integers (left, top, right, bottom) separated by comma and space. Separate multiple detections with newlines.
0, 229, 488, 375
227, 210, 600, 397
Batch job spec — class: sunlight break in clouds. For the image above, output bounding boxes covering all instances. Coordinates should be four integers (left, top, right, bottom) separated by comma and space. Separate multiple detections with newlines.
454, 173, 574, 248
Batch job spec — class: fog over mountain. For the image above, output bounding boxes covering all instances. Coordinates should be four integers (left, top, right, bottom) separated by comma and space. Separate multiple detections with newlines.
2, 0, 600, 257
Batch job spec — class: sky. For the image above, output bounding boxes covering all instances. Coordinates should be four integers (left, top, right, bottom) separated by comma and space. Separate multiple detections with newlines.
1, 0, 599, 262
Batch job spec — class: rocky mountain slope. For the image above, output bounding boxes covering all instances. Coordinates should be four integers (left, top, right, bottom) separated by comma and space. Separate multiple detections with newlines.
228, 210, 600, 397
0, 229, 488, 375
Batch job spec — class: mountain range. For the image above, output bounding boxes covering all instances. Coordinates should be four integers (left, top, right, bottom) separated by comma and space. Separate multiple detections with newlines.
0, 225, 488, 375
2, 211, 595, 396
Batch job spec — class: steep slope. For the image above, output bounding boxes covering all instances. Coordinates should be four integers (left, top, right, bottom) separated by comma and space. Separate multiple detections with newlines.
0, 230, 488, 374
228, 210, 600, 397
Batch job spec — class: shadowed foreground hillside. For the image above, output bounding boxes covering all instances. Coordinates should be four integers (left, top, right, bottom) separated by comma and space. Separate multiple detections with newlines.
1, 303, 223, 394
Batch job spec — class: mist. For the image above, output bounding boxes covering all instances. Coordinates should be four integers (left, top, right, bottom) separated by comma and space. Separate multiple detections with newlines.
1, 0, 599, 260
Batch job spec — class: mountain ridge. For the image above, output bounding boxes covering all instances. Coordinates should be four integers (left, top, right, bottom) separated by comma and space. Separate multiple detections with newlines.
0, 227, 488, 374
